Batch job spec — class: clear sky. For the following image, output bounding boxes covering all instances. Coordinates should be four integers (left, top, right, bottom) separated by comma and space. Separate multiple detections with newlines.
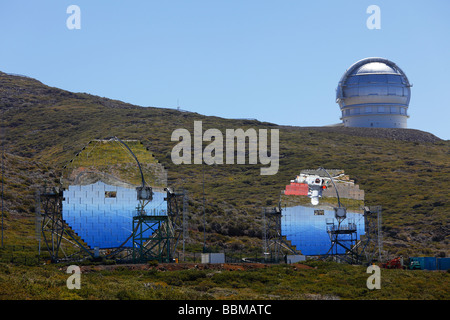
1, 1, 449, 139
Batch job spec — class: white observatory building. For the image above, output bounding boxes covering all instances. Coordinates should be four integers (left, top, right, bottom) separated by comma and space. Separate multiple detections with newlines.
336, 57, 411, 128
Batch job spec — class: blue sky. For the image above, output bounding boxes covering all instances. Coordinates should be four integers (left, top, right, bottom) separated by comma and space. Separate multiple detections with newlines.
1, 1, 449, 139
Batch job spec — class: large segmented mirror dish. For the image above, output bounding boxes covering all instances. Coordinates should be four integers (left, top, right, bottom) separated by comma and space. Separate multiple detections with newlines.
281, 169, 366, 255
61, 138, 168, 249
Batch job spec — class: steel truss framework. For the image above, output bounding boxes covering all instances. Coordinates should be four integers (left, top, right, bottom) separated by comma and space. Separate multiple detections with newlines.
325, 205, 383, 264
326, 218, 360, 263
36, 187, 95, 262
262, 205, 298, 263
131, 189, 186, 263
37, 188, 64, 261
36, 187, 187, 263
361, 205, 383, 263
36, 136, 189, 263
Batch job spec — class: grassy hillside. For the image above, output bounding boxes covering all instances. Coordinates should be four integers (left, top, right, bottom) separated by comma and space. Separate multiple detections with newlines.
0, 70, 449, 261
0, 261, 448, 300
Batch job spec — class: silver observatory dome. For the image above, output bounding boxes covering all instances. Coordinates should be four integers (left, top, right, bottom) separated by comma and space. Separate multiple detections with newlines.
336, 57, 411, 128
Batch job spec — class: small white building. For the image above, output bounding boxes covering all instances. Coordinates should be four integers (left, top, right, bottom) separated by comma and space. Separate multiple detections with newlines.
285, 255, 306, 264
201, 253, 225, 264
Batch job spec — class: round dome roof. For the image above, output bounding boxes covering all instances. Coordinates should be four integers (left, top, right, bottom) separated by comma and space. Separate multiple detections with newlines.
335, 57, 411, 128
336, 57, 411, 104
351, 62, 397, 75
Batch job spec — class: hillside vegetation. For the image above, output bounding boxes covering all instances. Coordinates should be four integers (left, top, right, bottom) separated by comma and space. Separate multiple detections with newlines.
0, 70, 449, 261
0, 261, 448, 300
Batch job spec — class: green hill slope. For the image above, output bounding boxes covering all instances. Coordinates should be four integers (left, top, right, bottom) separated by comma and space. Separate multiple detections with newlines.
0, 71, 449, 259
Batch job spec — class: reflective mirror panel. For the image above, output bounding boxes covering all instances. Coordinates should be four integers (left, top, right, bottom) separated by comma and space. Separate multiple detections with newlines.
62, 181, 167, 249
282, 205, 365, 255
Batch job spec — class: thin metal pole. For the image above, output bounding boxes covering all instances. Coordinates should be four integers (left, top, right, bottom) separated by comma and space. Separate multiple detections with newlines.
1, 107, 4, 247
1, 144, 3, 248
1, 147, 3, 248
262, 208, 266, 262
318, 167, 341, 207
202, 163, 206, 253
113, 136, 146, 188
183, 189, 188, 261
377, 207, 383, 262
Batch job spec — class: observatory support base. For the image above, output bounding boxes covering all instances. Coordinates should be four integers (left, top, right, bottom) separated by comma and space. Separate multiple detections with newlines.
132, 215, 172, 263
262, 206, 298, 263
37, 187, 94, 262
